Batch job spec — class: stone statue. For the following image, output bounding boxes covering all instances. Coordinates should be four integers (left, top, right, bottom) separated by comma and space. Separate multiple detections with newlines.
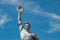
17, 6, 39, 40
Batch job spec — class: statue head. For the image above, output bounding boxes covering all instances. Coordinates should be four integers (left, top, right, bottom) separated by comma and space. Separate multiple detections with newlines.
25, 22, 30, 31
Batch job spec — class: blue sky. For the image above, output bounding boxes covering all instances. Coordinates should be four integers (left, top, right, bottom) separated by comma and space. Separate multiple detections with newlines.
0, 0, 60, 40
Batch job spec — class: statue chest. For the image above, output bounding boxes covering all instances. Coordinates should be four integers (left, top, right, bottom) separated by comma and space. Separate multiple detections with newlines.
20, 29, 32, 39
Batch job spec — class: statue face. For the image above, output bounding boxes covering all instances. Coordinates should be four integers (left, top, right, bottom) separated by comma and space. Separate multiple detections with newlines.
25, 23, 30, 30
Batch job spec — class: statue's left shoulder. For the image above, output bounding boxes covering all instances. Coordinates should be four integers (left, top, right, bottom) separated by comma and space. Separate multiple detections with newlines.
31, 32, 34, 34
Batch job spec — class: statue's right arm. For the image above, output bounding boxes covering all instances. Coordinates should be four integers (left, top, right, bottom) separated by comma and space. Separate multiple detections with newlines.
18, 12, 23, 31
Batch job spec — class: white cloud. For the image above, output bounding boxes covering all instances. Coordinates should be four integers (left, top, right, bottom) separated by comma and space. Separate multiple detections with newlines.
0, 14, 11, 30
0, 0, 19, 5
47, 22, 60, 33
0, 14, 9, 26
32, 6, 60, 20
0, 9, 12, 29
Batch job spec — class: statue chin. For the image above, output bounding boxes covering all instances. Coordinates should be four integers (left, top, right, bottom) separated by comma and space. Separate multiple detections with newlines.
17, 6, 24, 12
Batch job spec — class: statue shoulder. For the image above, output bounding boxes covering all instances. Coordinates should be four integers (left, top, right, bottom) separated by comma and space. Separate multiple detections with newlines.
30, 33, 35, 36
31, 33, 39, 40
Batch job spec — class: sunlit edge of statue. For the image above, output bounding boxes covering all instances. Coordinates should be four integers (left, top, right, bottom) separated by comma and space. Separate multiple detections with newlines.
17, 6, 39, 40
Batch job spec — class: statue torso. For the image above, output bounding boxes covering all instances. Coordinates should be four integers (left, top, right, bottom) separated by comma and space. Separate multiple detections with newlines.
20, 28, 33, 40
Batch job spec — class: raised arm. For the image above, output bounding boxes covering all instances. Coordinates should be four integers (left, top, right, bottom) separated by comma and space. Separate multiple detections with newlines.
17, 6, 24, 31
18, 12, 23, 31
